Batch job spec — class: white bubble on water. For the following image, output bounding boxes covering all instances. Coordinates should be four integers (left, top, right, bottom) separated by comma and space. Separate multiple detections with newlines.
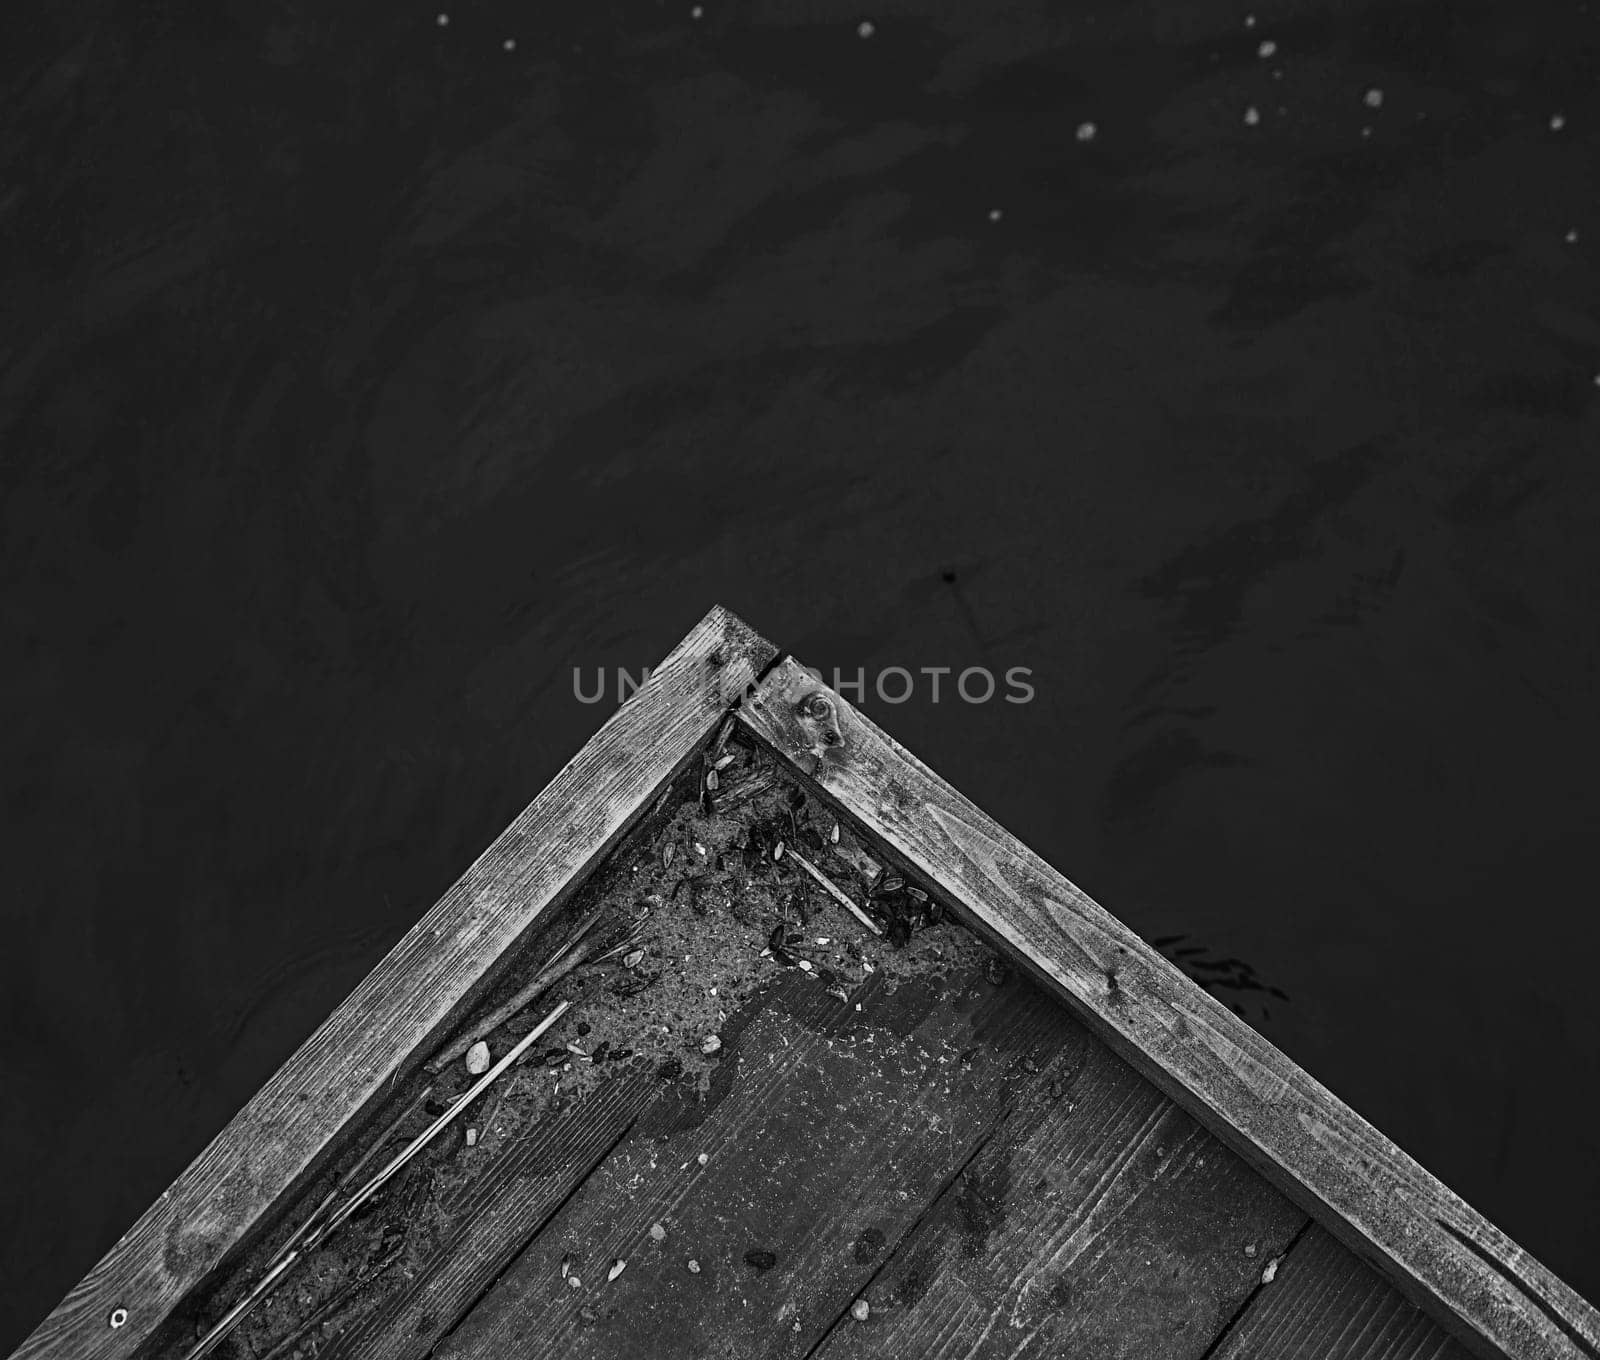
1075, 121, 1097, 142
1244, 106, 1261, 126
436, 11, 449, 25
1549, 113, 1566, 131
1364, 88, 1384, 109
1257, 40, 1277, 58
857, 20, 875, 38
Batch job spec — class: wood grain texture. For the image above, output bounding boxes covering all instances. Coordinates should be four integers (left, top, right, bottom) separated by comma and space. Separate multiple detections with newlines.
8, 606, 774, 1360
1207, 1225, 1475, 1360
737, 656, 1600, 1360
806, 994, 1306, 1360
320, 1069, 657, 1360
435, 967, 1083, 1360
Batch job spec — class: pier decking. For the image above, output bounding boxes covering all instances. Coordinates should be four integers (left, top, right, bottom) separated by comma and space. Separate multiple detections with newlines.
11, 608, 1596, 1360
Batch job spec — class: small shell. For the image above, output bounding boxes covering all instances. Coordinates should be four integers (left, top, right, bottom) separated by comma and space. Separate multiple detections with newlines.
663, 843, 676, 867
773, 840, 785, 861
465, 1127, 478, 1147
650, 1223, 667, 1242
701, 1035, 722, 1055
561, 1253, 571, 1278
706, 768, 720, 791
798, 960, 814, 973
624, 948, 645, 969
465, 1041, 491, 1076
568, 1275, 582, 1290
1261, 1258, 1279, 1284
688, 1259, 701, 1273
829, 822, 840, 844
697, 1152, 709, 1165
607, 1258, 627, 1282
714, 752, 736, 770
851, 1299, 870, 1322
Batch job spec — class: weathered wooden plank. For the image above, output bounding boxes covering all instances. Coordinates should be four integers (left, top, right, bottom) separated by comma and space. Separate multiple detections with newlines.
434, 966, 1083, 1360
320, 1068, 657, 1360
1207, 1225, 1475, 1360
805, 994, 1306, 1360
9, 607, 774, 1360
737, 657, 1600, 1360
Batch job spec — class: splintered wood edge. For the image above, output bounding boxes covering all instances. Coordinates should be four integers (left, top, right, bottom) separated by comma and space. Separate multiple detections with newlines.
10, 605, 776, 1360
736, 656, 1600, 1360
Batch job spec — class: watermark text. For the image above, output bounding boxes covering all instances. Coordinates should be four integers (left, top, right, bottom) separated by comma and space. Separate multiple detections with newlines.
573, 664, 1035, 706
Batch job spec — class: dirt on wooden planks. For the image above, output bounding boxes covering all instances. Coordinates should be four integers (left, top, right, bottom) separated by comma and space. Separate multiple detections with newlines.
171, 731, 995, 1360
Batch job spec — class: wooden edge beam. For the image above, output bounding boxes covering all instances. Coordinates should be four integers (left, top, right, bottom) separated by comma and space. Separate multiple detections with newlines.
736, 655, 1600, 1360
10, 606, 775, 1360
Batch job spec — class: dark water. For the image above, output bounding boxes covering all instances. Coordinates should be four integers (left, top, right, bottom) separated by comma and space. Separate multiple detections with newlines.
3, 0, 1598, 1345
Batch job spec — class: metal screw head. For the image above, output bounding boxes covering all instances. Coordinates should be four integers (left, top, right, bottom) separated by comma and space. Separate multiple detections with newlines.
799, 693, 831, 721
109, 1307, 129, 1329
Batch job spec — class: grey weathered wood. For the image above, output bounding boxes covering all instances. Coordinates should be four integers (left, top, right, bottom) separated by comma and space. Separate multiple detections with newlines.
1207, 1225, 1474, 1360
806, 989, 1306, 1360
321, 1068, 658, 1360
737, 656, 1600, 1360
8, 607, 774, 1360
435, 967, 1077, 1360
